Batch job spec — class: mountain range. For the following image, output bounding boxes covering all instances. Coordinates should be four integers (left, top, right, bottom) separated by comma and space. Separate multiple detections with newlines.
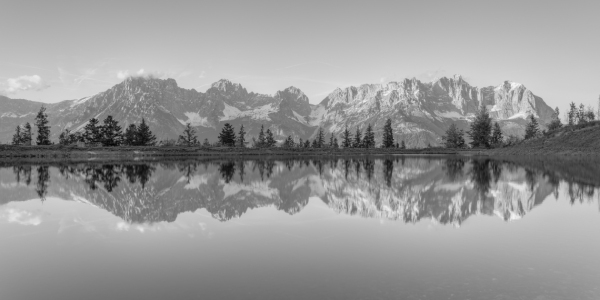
0, 75, 555, 147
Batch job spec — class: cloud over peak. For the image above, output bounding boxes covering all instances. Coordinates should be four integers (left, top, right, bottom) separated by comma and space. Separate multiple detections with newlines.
1, 75, 50, 94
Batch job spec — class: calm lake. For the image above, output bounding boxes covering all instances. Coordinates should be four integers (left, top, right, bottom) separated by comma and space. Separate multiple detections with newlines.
1, 156, 599, 300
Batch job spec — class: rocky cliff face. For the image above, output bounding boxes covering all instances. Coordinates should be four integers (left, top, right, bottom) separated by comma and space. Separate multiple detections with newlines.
0, 75, 554, 146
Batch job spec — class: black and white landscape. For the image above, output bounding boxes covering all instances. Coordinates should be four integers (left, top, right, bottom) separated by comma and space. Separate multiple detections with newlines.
1, 76, 555, 147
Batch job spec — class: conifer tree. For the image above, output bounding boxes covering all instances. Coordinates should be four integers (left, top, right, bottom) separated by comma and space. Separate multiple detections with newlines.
35, 106, 51, 145
524, 114, 540, 140
265, 128, 276, 147
257, 125, 266, 147
304, 139, 310, 148
178, 123, 198, 146
329, 133, 335, 148
124, 124, 138, 146
12, 125, 22, 145
100, 116, 123, 146
136, 118, 156, 146
21, 122, 32, 145
315, 127, 325, 148
218, 123, 236, 146
363, 123, 375, 148
490, 122, 503, 146
298, 138, 304, 148
401, 140, 406, 149
353, 126, 362, 148
467, 105, 492, 148
568, 102, 577, 125
311, 138, 318, 148
237, 125, 246, 147
442, 123, 466, 148
578, 104, 587, 124
203, 138, 210, 147
382, 118, 395, 148
283, 135, 295, 148
547, 107, 563, 131
342, 126, 352, 148
333, 137, 339, 148
83, 118, 103, 144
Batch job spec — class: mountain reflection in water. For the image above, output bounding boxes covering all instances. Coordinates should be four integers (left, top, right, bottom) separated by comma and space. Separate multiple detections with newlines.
1, 156, 599, 226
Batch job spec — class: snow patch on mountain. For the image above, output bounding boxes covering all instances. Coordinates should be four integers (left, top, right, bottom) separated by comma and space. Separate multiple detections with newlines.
180, 112, 211, 127
308, 105, 326, 126
70, 96, 93, 108
220, 103, 242, 121
237, 104, 275, 121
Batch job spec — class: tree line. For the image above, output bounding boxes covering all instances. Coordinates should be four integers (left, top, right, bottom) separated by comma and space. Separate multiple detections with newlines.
443, 100, 598, 149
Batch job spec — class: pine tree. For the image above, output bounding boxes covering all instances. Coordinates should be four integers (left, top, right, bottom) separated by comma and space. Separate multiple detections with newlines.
342, 126, 352, 148
524, 114, 539, 139
401, 140, 406, 149
363, 124, 375, 148
578, 104, 587, 124
178, 123, 198, 146
283, 135, 295, 148
298, 138, 304, 148
382, 118, 394, 148
311, 138, 318, 148
21, 122, 32, 145
203, 138, 210, 147
586, 105, 595, 121
353, 127, 362, 148
329, 133, 334, 148
257, 125, 266, 147
35, 106, 51, 145
490, 122, 503, 146
303, 139, 310, 148
265, 128, 276, 147
83, 118, 103, 144
467, 105, 492, 148
124, 124, 138, 146
333, 137, 339, 148
547, 107, 563, 131
568, 102, 577, 125
218, 123, 236, 146
443, 123, 466, 148
237, 125, 246, 147
315, 127, 325, 148
12, 125, 22, 145
100, 116, 123, 146
136, 118, 156, 146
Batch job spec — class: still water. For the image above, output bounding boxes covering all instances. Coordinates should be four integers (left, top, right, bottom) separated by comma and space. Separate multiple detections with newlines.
1, 156, 599, 300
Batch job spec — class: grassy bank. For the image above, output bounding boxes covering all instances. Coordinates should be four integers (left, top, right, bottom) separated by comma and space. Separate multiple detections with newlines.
489, 121, 600, 156
0, 144, 469, 161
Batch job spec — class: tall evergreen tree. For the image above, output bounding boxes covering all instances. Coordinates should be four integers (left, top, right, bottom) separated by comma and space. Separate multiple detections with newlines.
20, 122, 32, 145
101, 116, 123, 146
35, 106, 51, 145
257, 125, 266, 147
578, 104, 587, 124
382, 118, 395, 148
490, 122, 503, 146
468, 105, 492, 148
363, 123, 375, 148
401, 140, 406, 149
442, 123, 466, 148
315, 127, 325, 148
332, 137, 339, 148
298, 138, 304, 148
283, 135, 295, 148
83, 118, 103, 144
237, 125, 246, 147
586, 105, 596, 121
311, 138, 318, 148
124, 124, 138, 146
179, 123, 198, 146
328, 133, 335, 148
218, 123, 236, 146
203, 138, 211, 147
265, 128, 277, 147
342, 126, 352, 148
568, 102, 577, 125
12, 125, 22, 145
353, 127, 362, 148
547, 107, 563, 131
136, 118, 156, 146
524, 114, 540, 140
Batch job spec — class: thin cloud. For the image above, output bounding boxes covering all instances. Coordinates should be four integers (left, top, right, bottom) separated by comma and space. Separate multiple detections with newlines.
1, 75, 50, 94
198, 71, 206, 79
116, 70, 130, 80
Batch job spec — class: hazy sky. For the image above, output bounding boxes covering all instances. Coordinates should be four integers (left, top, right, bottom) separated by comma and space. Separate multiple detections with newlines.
1, 0, 599, 110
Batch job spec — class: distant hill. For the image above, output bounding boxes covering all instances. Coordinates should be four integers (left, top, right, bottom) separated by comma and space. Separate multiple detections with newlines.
0, 75, 555, 147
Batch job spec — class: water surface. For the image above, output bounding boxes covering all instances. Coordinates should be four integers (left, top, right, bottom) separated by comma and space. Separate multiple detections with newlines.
1, 156, 599, 300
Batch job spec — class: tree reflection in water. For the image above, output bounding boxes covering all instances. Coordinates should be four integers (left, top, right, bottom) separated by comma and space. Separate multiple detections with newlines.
5, 156, 600, 224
